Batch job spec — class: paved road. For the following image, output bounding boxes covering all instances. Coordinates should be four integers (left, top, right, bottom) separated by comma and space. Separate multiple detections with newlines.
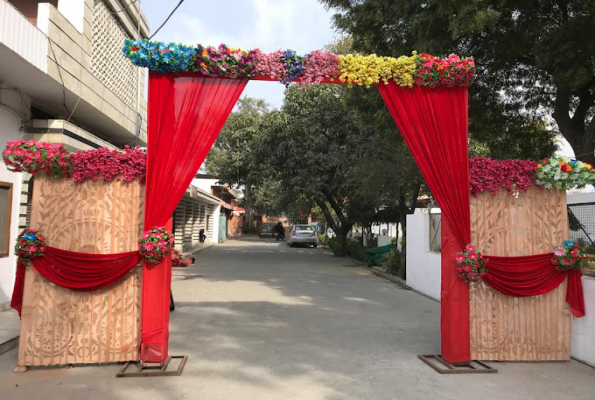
0, 237, 594, 399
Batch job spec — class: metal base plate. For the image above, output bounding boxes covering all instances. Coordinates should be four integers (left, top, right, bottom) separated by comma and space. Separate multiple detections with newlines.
116, 355, 188, 377
418, 355, 498, 374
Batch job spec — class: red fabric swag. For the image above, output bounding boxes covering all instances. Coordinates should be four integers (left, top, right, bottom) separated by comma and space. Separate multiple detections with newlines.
378, 84, 471, 363
483, 253, 585, 318
11, 246, 142, 316
142, 73, 247, 362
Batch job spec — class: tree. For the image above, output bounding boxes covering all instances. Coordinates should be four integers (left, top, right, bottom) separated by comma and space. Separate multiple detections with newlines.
255, 85, 375, 256
341, 86, 426, 278
206, 97, 270, 227
320, 0, 592, 162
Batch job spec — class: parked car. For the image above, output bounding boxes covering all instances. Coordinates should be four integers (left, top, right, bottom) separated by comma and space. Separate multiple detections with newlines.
287, 225, 319, 247
258, 223, 276, 238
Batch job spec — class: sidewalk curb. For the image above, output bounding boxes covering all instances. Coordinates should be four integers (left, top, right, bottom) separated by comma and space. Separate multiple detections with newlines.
343, 255, 441, 303
0, 336, 19, 356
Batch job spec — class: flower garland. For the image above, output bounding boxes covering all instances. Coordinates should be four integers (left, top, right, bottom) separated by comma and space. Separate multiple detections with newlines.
15, 229, 46, 260
454, 244, 488, 283
414, 53, 475, 88
280, 50, 306, 87
535, 157, 595, 190
138, 227, 175, 264
195, 44, 258, 79
552, 241, 591, 272
122, 40, 197, 73
123, 39, 476, 88
337, 53, 417, 88
2, 140, 72, 178
469, 158, 538, 196
2, 141, 146, 184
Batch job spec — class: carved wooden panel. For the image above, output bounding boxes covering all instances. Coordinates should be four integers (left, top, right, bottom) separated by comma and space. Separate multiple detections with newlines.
18, 177, 144, 366
470, 186, 571, 360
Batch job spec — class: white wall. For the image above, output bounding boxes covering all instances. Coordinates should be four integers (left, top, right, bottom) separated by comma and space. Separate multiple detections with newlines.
192, 178, 218, 195
567, 192, 595, 205
406, 212, 441, 301
572, 277, 595, 367
57, 0, 85, 33
212, 204, 221, 244
0, 106, 25, 308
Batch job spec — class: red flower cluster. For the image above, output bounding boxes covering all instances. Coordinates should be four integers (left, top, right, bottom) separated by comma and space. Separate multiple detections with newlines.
552, 241, 590, 272
69, 146, 146, 184
2, 140, 72, 178
2, 141, 146, 184
469, 158, 538, 196
15, 229, 47, 260
414, 53, 475, 88
138, 227, 175, 264
454, 244, 488, 283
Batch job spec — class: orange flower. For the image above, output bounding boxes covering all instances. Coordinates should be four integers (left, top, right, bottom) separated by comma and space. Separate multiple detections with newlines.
201, 50, 208, 57
585, 163, 593, 170
200, 62, 207, 69
558, 160, 565, 166
561, 164, 572, 173
537, 164, 543, 169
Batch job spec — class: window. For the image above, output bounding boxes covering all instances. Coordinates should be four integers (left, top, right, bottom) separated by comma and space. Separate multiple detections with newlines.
0, 182, 13, 258
429, 213, 441, 253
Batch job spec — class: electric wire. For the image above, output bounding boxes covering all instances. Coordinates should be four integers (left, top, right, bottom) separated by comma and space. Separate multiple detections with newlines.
149, 0, 185, 40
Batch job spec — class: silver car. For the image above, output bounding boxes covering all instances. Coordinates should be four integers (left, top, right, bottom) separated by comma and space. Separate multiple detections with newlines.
287, 225, 319, 248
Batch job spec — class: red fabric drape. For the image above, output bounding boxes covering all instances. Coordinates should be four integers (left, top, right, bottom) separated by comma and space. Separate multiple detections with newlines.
378, 84, 471, 363
483, 253, 585, 318
11, 247, 142, 316
142, 73, 247, 362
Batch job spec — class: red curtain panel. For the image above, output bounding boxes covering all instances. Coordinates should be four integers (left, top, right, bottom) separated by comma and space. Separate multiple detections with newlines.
378, 84, 471, 363
141, 73, 247, 362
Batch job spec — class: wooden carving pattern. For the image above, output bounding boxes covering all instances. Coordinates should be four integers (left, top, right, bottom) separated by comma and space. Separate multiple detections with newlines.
18, 177, 144, 366
469, 186, 571, 360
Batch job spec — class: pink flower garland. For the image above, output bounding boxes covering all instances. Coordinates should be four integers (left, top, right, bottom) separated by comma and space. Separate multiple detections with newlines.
252, 49, 287, 80
469, 157, 538, 196
300, 50, 340, 86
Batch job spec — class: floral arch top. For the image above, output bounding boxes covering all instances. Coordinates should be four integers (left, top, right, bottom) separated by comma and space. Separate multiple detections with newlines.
122, 39, 475, 88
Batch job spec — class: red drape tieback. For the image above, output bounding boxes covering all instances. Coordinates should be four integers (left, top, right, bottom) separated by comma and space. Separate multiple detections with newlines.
482, 253, 585, 318
11, 246, 142, 316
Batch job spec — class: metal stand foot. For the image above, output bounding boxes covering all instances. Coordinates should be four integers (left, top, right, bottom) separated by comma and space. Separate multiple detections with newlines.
13, 365, 28, 373
116, 355, 188, 377
418, 355, 497, 374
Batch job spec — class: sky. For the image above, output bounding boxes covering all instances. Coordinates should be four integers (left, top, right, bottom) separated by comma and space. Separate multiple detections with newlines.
139, 0, 338, 109
136, 0, 581, 164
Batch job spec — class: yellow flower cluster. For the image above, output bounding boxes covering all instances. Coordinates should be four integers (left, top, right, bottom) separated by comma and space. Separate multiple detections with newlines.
337, 52, 417, 88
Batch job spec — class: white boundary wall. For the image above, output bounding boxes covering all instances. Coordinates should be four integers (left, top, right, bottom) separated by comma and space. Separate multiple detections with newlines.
406, 212, 441, 301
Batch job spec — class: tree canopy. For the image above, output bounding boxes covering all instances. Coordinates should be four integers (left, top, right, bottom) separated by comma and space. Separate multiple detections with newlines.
320, 0, 593, 162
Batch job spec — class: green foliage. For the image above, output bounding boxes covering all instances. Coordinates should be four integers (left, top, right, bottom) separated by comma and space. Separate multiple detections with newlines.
320, 0, 594, 163
346, 238, 365, 261
318, 234, 328, 247
380, 247, 402, 275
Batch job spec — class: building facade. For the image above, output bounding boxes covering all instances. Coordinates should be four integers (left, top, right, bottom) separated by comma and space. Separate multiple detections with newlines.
0, 0, 150, 309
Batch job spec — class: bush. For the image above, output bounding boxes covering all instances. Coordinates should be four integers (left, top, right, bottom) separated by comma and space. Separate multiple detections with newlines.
367, 236, 378, 248
381, 247, 401, 275
327, 236, 337, 250
318, 234, 328, 247
346, 238, 365, 261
